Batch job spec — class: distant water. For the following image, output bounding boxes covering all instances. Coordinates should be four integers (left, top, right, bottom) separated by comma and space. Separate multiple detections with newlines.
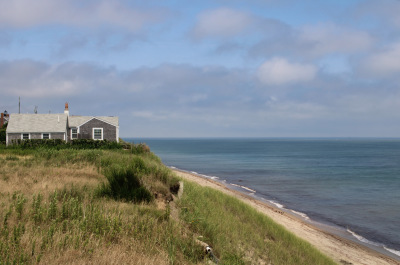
125, 138, 400, 257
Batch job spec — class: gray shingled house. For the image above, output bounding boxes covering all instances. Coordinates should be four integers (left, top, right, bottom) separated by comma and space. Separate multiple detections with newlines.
6, 103, 119, 145
6, 114, 68, 144
68, 116, 119, 142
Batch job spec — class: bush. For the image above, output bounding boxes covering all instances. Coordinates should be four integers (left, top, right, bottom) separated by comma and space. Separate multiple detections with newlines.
98, 164, 153, 203
69, 139, 123, 149
0, 123, 6, 143
0, 130, 6, 143
11, 139, 65, 149
131, 143, 151, 154
8, 139, 123, 150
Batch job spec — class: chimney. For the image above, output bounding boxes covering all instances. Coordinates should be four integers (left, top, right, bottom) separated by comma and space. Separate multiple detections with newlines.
64, 102, 69, 116
0, 113, 3, 128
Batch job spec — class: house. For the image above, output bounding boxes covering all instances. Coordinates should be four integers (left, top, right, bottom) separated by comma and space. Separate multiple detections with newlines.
68, 116, 119, 141
6, 103, 119, 145
1, 111, 9, 127
6, 113, 68, 144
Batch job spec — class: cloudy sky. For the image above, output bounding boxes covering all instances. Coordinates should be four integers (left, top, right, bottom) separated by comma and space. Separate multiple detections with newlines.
1, 0, 400, 138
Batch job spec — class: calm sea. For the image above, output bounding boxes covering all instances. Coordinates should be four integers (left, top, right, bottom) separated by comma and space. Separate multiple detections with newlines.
125, 138, 400, 257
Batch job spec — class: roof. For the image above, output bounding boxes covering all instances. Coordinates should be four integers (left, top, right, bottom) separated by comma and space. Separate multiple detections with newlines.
68, 116, 119, 127
6, 114, 68, 133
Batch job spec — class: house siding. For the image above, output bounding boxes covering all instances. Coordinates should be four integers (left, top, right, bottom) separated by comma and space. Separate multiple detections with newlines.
52, 133, 65, 140
30, 133, 42, 139
7, 133, 21, 145
6, 112, 118, 145
25, 133, 65, 140
78, 119, 117, 141
7, 132, 65, 145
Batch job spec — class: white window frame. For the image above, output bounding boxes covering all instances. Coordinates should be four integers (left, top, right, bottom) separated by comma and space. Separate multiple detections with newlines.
42, 133, 51, 139
71, 128, 78, 139
92, 128, 103, 140
21, 133, 30, 140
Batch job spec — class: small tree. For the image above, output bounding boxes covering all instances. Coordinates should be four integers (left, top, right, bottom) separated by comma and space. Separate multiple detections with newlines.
0, 123, 7, 143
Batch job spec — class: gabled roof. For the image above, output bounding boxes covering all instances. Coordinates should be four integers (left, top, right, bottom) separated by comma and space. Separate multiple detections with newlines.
6, 114, 68, 133
68, 116, 119, 127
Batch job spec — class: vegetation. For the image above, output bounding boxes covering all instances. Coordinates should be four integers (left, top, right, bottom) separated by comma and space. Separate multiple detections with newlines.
179, 182, 336, 264
7, 139, 123, 149
97, 157, 155, 203
0, 123, 6, 144
0, 143, 335, 264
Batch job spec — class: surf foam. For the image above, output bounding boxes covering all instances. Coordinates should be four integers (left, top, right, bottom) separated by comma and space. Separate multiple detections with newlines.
347, 229, 380, 247
291, 210, 310, 220
268, 200, 284, 209
230, 183, 256, 193
384, 247, 400, 257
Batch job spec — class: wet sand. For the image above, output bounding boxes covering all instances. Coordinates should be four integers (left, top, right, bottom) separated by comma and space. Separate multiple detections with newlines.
173, 169, 400, 265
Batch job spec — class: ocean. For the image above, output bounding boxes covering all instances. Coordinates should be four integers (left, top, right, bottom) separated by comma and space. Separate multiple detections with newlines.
125, 138, 400, 258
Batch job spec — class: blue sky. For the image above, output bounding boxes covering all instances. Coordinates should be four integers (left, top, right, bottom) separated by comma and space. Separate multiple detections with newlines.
1, 0, 400, 137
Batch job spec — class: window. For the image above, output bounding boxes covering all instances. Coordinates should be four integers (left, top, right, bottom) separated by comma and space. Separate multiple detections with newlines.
71, 128, 78, 139
42, 133, 50, 139
93, 128, 103, 140
22, 133, 29, 140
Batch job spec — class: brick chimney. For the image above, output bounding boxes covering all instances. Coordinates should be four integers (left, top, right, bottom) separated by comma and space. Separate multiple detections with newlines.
0, 113, 3, 128
64, 102, 69, 116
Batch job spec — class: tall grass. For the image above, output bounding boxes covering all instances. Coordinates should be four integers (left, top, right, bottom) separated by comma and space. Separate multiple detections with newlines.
178, 181, 336, 265
0, 146, 336, 264
0, 187, 203, 264
0, 147, 203, 264
97, 161, 153, 203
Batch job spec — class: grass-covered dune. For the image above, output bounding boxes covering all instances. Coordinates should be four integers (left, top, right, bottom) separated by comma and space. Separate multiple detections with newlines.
0, 145, 335, 264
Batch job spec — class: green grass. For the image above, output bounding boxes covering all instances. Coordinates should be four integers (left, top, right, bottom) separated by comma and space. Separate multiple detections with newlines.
97, 160, 154, 203
0, 145, 336, 264
0, 188, 204, 264
178, 181, 336, 265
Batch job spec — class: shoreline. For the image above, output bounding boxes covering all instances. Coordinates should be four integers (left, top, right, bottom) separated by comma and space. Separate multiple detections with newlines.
173, 168, 400, 265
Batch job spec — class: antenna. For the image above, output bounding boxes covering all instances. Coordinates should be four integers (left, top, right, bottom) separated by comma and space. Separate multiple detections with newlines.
19, 97, 21, 114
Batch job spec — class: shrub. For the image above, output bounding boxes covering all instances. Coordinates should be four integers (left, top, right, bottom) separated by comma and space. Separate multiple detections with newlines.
98, 165, 153, 203
131, 143, 151, 154
8, 139, 123, 150
0, 130, 6, 143
11, 139, 65, 149
69, 139, 123, 149
0, 122, 6, 143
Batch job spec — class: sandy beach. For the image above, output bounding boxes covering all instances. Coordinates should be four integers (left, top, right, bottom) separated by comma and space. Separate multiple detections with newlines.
173, 169, 400, 265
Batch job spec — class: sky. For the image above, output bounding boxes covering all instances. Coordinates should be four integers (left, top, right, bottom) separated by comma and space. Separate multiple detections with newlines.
1, 0, 400, 138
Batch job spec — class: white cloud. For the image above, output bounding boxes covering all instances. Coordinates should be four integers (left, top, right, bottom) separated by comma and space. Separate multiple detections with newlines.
0, 0, 166, 31
250, 23, 374, 60
356, 1, 400, 29
2, 59, 400, 137
0, 60, 98, 98
360, 41, 400, 76
257, 57, 317, 85
131, 111, 173, 121
299, 23, 373, 56
192, 8, 254, 39
178, 93, 208, 104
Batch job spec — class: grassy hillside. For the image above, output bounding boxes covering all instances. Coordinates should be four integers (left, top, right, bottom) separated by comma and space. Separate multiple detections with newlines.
0, 145, 336, 264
